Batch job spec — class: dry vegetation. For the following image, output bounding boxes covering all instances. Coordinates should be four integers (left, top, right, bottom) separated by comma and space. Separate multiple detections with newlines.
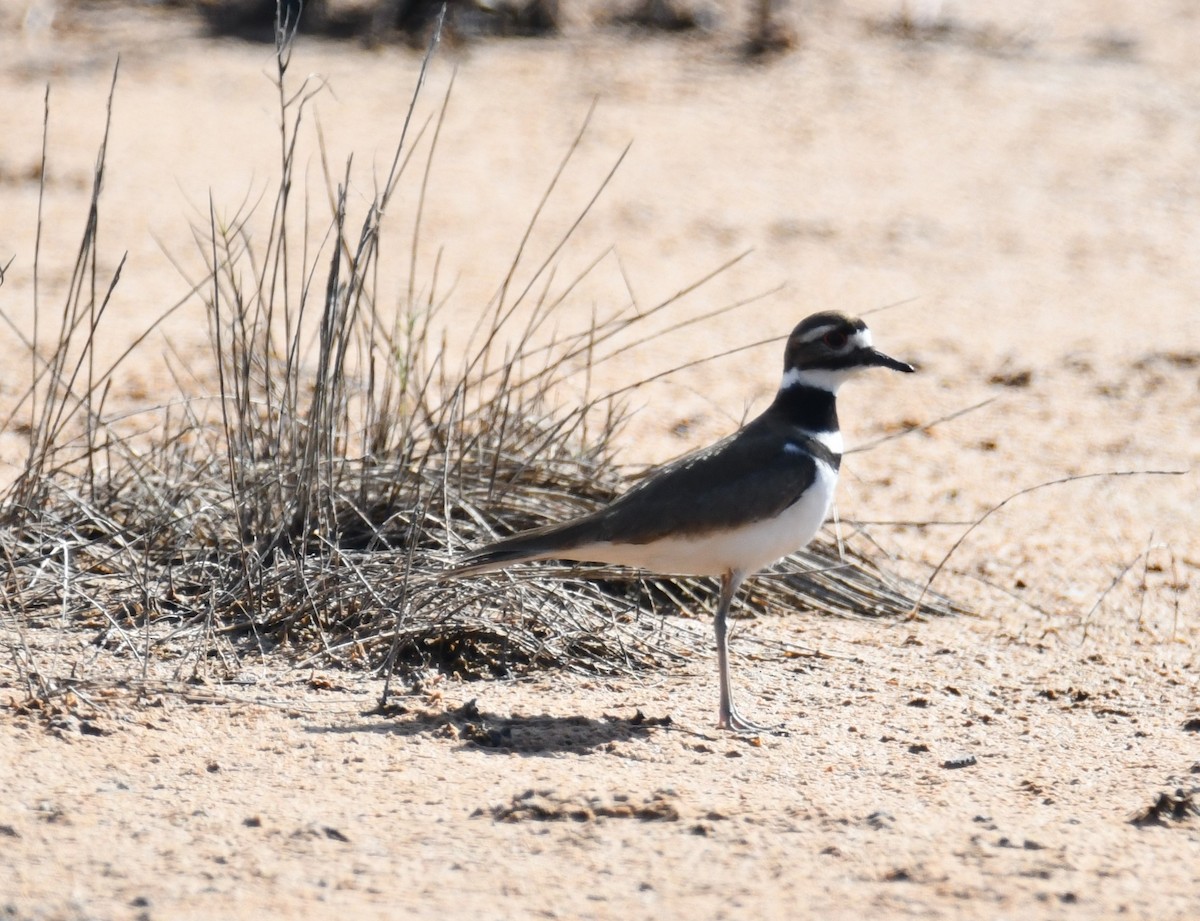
0, 10, 958, 708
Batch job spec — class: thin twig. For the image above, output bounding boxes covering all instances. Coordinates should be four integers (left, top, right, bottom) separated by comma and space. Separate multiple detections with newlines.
915, 469, 1188, 615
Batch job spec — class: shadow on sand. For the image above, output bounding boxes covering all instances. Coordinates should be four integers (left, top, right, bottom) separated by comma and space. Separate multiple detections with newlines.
308, 698, 680, 756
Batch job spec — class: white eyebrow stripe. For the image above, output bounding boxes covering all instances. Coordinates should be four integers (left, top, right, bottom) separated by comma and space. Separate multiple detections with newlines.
797, 323, 841, 343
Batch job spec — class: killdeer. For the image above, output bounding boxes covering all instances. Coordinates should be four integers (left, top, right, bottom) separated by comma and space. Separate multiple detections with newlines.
448, 311, 914, 732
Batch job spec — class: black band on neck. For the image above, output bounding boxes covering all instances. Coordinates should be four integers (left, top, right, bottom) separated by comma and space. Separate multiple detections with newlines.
771, 382, 839, 434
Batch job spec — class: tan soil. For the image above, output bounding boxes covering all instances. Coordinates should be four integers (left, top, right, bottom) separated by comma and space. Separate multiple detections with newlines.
2, 2, 1198, 919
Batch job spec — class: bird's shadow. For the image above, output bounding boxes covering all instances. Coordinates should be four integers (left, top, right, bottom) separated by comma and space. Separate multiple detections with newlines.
308, 698, 685, 756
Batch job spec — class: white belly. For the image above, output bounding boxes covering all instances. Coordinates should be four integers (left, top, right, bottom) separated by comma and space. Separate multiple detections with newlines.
564, 461, 838, 578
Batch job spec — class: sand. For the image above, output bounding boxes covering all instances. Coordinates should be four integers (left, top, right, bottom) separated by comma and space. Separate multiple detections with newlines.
1, 2, 1198, 919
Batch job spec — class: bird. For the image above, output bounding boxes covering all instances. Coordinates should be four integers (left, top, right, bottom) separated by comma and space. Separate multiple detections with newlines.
446, 311, 914, 732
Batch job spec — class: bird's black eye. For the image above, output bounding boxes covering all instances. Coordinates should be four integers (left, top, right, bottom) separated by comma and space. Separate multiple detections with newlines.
822, 330, 849, 349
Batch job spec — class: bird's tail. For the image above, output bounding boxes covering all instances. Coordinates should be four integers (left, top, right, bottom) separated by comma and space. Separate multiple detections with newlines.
440, 518, 594, 580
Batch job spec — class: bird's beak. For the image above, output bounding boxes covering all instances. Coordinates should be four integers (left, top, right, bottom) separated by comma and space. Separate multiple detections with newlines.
864, 348, 916, 373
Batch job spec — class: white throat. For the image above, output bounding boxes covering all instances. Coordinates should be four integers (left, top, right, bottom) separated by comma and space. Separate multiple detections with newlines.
780, 366, 856, 394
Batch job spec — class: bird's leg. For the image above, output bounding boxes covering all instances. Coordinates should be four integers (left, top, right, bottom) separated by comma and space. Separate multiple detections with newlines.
715, 569, 738, 729
715, 570, 783, 734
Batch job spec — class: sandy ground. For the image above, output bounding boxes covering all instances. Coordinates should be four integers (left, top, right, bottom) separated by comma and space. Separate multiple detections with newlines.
2, 1, 1199, 918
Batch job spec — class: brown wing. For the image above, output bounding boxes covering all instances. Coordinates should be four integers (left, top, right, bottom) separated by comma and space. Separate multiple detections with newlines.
450, 413, 837, 575
583, 419, 832, 545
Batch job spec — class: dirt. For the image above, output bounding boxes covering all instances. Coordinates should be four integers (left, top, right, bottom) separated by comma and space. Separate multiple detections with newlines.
2, 2, 1198, 919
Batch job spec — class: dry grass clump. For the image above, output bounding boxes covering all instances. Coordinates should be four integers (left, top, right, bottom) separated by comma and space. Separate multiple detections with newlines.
0, 15, 959, 701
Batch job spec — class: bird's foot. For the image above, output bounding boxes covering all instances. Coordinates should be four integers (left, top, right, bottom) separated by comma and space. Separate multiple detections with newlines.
719, 708, 789, 736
